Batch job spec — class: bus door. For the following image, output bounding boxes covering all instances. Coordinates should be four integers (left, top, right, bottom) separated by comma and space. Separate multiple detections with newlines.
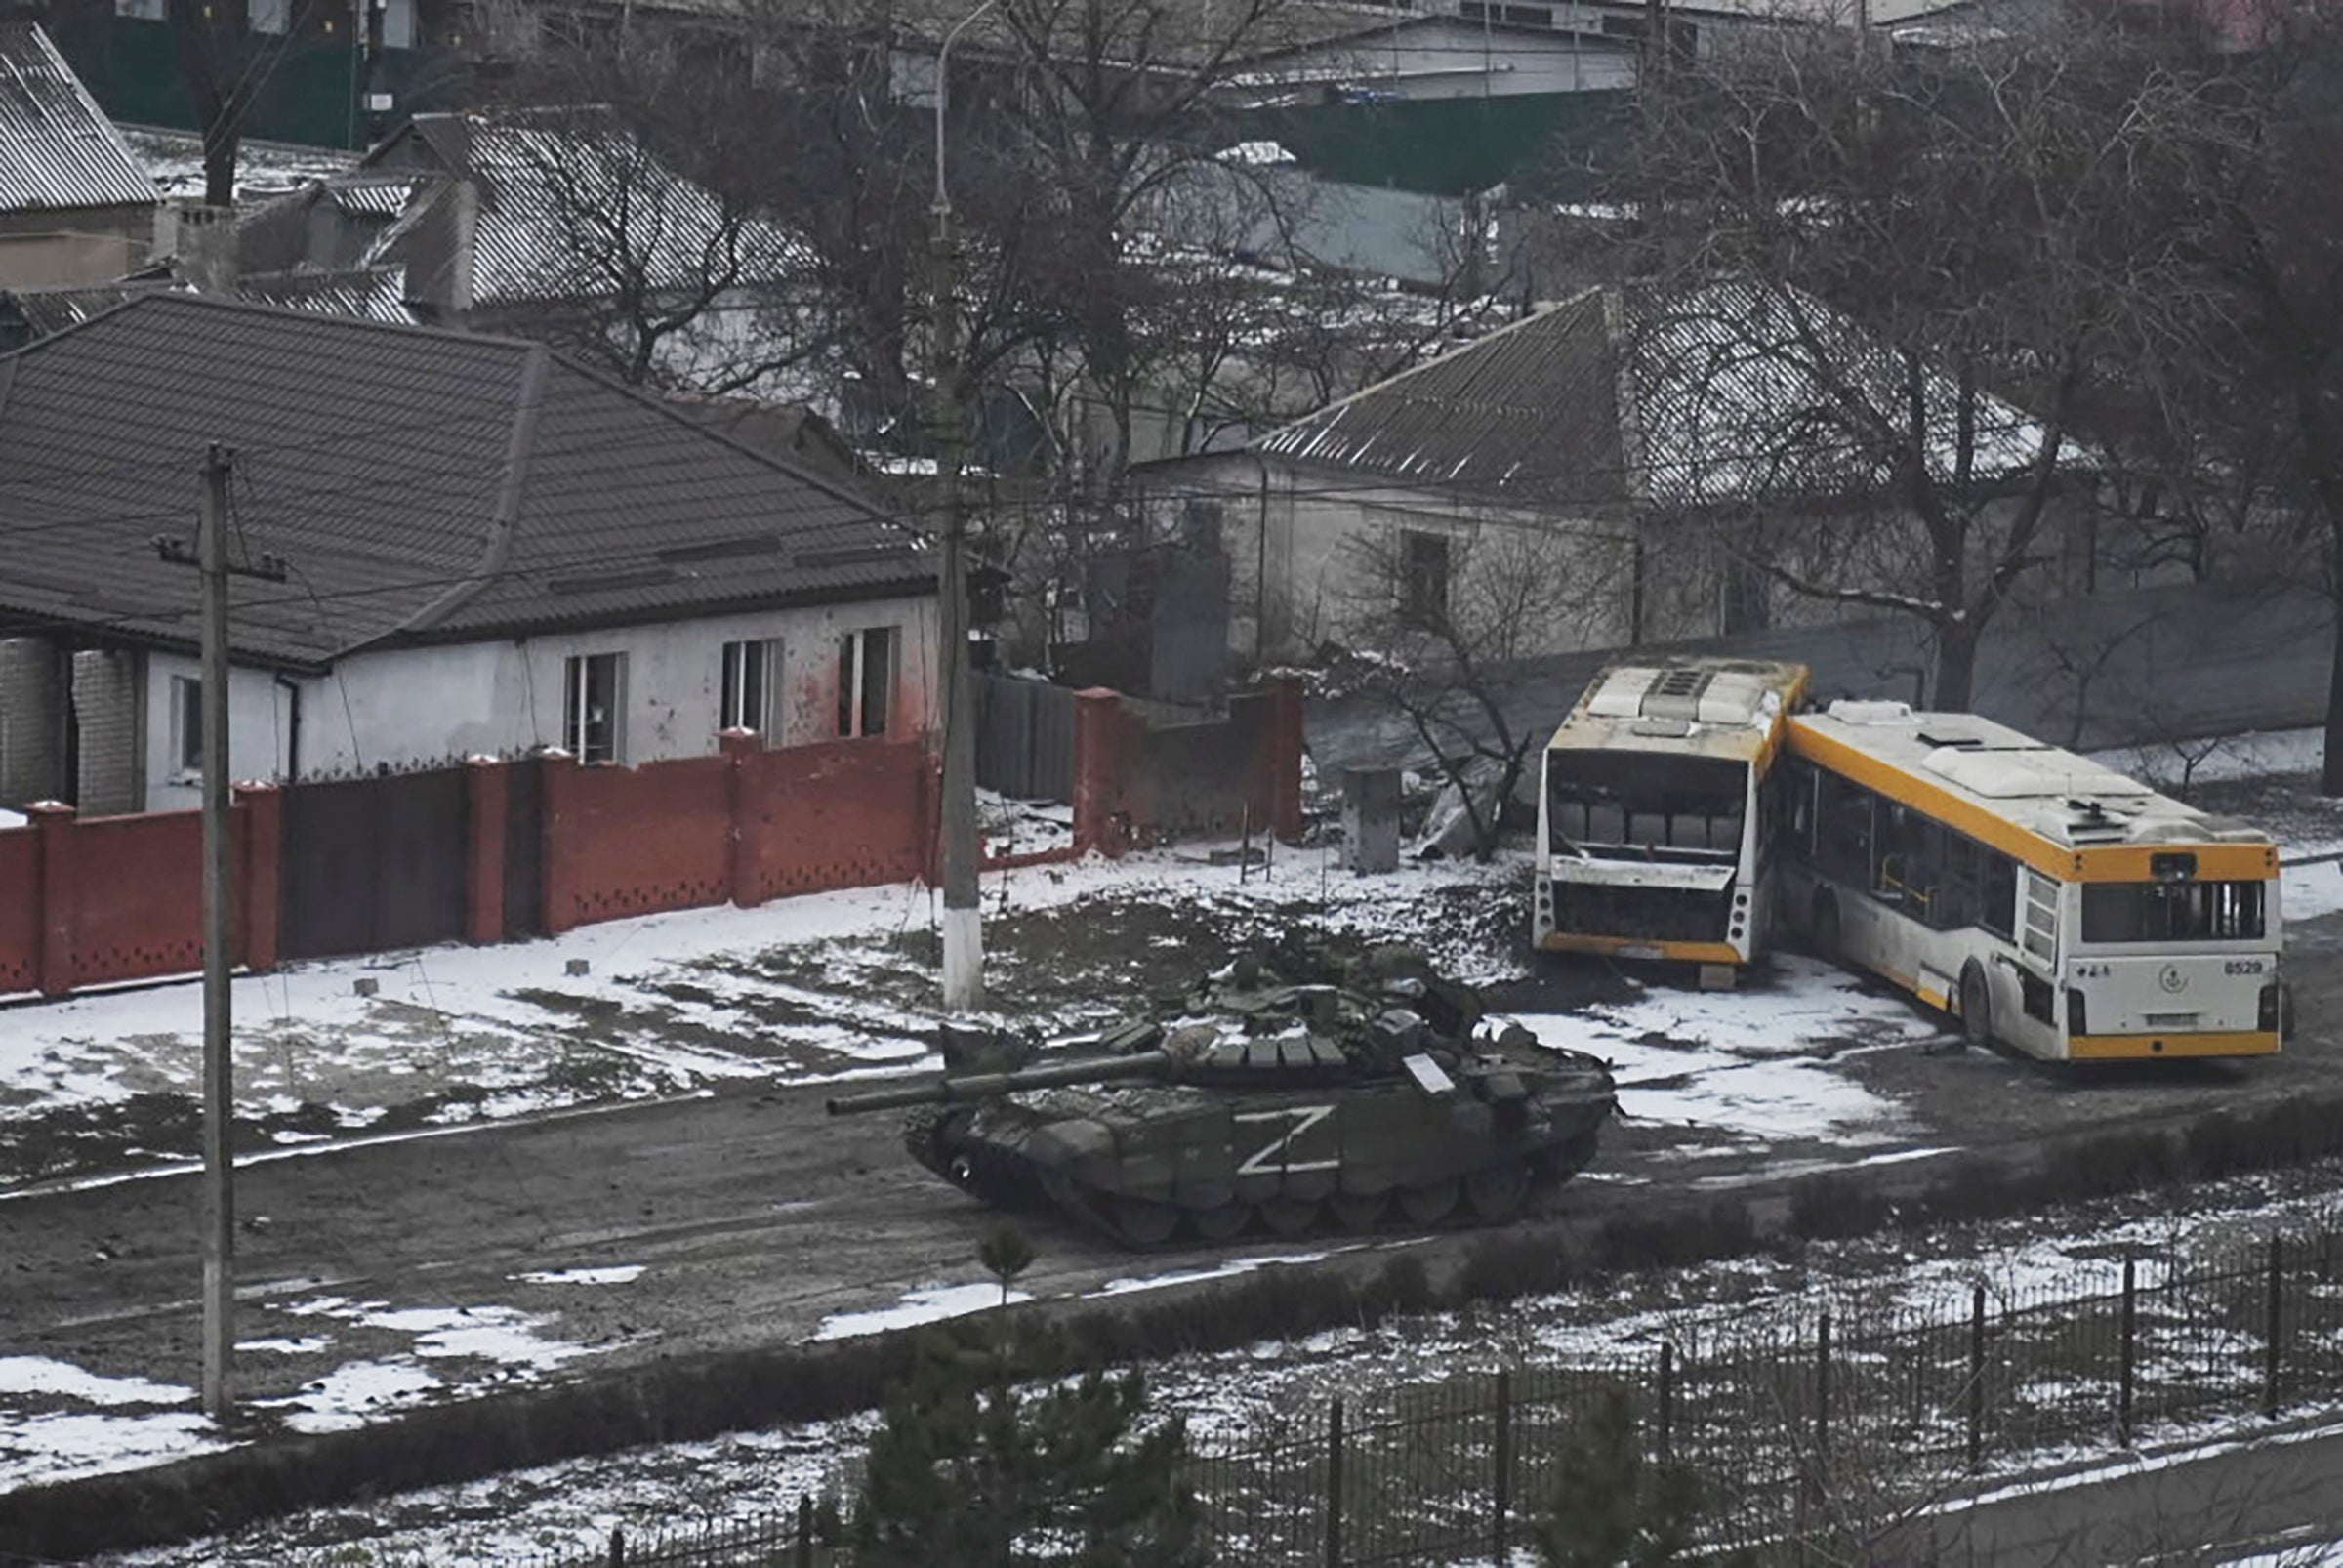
2018, 870, 2064, 1044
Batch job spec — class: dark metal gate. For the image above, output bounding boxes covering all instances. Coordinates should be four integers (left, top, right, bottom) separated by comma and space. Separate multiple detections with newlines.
279, 770, 470, 961
975, 674, 1077, 802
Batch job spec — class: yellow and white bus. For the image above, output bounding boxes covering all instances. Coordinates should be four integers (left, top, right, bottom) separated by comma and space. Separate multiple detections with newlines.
1782, 702, 2283, 1061
1534, 657, 1812, 987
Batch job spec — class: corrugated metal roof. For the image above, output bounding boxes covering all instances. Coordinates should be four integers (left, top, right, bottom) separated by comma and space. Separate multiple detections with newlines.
329, 177, 419, 216
10, 269, 422, 336
0, 23, 158, 213
356, 111, 807, 308
237, 265, 421, 326
1254, 281, 2068, 509
0, 294, 928, 668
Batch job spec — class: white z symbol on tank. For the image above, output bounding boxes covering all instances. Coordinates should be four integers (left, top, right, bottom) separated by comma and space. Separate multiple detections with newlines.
1233, 1105, 1340, 1175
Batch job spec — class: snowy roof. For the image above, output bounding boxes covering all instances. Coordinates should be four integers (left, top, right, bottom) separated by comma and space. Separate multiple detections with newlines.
1251, 281, 2079, 509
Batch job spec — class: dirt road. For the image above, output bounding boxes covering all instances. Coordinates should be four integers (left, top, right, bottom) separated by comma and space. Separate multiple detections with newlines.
8, 910, 2341, 1418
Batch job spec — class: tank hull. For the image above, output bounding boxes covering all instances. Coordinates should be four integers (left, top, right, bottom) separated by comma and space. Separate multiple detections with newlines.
910, 1048, 1615, 1247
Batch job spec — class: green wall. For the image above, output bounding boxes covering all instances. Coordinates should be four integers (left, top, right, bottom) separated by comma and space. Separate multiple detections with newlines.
1237, 90, 1632, 198
49, 12, 454, 151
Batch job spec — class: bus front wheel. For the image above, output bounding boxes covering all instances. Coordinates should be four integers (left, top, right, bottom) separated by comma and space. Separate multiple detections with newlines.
1958, 960, 1993, 1052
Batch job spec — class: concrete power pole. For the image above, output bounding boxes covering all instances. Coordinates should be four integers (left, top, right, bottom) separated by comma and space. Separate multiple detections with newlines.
932, 0, 997, 1012
157, 445, 285, 1419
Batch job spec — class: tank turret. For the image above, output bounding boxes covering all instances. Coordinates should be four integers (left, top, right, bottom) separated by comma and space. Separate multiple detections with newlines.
825, 944, 1617, 1248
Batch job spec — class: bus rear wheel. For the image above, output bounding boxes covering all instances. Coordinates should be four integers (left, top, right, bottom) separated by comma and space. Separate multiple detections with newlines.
1958, 960, 1992, 1052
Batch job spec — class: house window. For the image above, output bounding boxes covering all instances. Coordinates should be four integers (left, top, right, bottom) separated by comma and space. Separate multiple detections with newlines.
114, 0, 166, 19
172, 675, 203, 776
836, 627, 896, 738
248, 0, 288, 31
563, 652, 625, 764
1401, 530, 1450, 626
720, 639, 775, 736
381, 0, 416, 50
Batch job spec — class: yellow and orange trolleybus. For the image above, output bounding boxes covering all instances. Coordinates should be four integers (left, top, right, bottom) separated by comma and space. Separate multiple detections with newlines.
1534, 657, 1812, 988
1782, 701, 2283, 1061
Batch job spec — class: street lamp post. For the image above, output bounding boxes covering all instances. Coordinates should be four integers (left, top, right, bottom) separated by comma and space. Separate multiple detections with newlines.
931, 0, 996, 1011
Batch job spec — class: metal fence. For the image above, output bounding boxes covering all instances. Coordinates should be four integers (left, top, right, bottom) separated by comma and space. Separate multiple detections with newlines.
546, 1219, 2343, 1567
974, 672, 1078, 803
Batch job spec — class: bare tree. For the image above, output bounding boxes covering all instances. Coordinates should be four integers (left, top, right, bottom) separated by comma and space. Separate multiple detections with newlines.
1585, 14, 2235, 710
2157, 13, 2343, 791
1334, 518, 1631, 860
168, 0, 313, 206
476, 69, 837, 395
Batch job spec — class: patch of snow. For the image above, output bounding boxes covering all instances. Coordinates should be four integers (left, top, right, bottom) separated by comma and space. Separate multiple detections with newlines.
261, 1362, 446, 1435
0, 1411, 228, 1489
2287, 860, 2343, 924
2090, 727, 2324, 787
0, 1358, 187, 1406
814, 1282, 1031, 1340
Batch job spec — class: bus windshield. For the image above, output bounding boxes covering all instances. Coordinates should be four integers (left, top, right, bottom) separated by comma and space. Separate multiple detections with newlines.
1546, 752, 1747, 857
2078, 880, 2267, 944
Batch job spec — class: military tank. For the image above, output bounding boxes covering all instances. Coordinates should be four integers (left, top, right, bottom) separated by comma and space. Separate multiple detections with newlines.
827, 946, 1617, 1248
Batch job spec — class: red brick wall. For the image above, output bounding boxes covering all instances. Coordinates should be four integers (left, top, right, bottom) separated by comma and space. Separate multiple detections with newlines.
0, 674, 1303, 998
0, 826, 36, 994
541, 755, 732, 933
61, 810, 209, 987
732, 738, 934, 901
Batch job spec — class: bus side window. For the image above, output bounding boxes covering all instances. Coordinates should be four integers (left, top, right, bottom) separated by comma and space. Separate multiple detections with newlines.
1816, 772, 1871, 887
1785, 763, 1813, 849
1979, 850, 2019, 942
1937, 833, 1980, 930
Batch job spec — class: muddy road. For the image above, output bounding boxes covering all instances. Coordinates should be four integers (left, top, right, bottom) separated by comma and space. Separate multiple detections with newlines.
6, 907, 2340, 1418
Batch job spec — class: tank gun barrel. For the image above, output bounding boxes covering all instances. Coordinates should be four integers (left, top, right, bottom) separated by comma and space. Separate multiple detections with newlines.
826, 1050, 1172, 1115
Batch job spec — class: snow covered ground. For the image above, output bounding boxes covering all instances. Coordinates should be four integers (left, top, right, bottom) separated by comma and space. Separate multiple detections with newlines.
4, 732, 2341, 1562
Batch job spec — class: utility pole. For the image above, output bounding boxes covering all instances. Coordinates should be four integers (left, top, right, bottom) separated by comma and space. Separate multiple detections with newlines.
931, 0, 998, 1012
156, 445, 286, 1420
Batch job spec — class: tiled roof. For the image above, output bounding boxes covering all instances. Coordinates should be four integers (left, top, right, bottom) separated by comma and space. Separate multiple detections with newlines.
0, 293, 928, 668
1253, 282, 2066, 508
0, 23, 157, 213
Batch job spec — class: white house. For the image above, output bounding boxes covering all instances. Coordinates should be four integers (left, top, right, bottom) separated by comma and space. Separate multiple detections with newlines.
1130, 280, 2092, 669
0, 292, 934, 815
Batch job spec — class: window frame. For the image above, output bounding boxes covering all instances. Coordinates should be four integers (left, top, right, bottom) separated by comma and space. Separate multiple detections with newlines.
719, 638, 777, 739
836, 626, 898, 739
1399, 529, 1451, 626
562, 651, 626, 765
171, 674, 204, 778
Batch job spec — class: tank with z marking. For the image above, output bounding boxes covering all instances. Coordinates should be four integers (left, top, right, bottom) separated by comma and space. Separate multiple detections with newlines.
827, 941, 1617, 1247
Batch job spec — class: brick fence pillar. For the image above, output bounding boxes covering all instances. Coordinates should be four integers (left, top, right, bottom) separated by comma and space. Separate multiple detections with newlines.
231, 782, 282, 972
465, 759, 511, 945
540, 749, 579, 936
1072, 687, 1131, 857
26, 800, 73, 998
719, 729, 759, 908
